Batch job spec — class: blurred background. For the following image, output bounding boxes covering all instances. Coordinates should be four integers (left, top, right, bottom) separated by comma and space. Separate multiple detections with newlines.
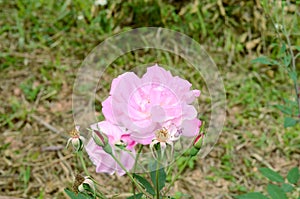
0, 0, 299, 198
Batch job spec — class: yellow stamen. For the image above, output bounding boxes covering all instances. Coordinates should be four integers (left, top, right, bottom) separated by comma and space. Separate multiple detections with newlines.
155, 127, 169, 142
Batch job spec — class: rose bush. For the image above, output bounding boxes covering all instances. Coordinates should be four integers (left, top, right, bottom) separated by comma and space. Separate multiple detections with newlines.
86, 65, 201, 175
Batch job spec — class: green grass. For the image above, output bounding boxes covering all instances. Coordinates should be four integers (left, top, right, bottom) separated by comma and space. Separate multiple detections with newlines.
0, 0, 300, 198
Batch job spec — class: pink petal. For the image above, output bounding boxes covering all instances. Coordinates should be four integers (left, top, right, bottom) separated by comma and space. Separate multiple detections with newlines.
181, 118, 201, 137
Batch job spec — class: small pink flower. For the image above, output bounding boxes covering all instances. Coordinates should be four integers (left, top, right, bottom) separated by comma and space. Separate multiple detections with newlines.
102, 64, 201, 144
85, 121, 136, 176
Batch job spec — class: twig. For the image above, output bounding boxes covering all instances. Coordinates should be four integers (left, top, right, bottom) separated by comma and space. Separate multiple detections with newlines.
251, 153, 274, 170
30, 114, 67, 138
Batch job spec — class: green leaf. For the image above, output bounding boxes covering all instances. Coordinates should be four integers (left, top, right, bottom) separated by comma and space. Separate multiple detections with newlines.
133, 174, 155, 195
251, 57, 272, 65
287, 167, 300, 184
279, 43, 286, 55
126, 193, 143, 199
274, 104, 292, 115
149, 162, 166, 192
267, 184, 287, 199
284, 117, 297, 128
281, 183, 294, 192
235, 192, 269, 199
295, 46, 300, 51
283, 54, 291, 67
173, 191, 191, 199
288, 71, 298, 82
64, 189, 93, 199
259, 168, 284, 182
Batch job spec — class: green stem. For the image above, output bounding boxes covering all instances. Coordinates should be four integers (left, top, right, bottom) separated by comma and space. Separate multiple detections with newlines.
110, 153, 151, 198
284, 28, 300, 115
166, 148, 190, 176
264, 3, 300, 116
155, 149, 162, 199
132, 145, 144, 197
93, 182, 108, 199
78, 151, 90, 176
156, 165, 159, 199
164, 156, 192, 194
95, 191, 107, 199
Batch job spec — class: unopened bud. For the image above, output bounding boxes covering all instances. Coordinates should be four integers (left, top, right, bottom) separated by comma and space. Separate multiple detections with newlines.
92, 130, 108, 147
92, 130, 113, 154
193, 133, 204, 149
190, 133, 204, 157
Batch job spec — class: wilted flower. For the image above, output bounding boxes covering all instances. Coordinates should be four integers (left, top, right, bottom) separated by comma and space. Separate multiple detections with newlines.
85, 121, 136, 176
78, 176, 95, 193
102, 64, 201, 145
66, 126, 85, 152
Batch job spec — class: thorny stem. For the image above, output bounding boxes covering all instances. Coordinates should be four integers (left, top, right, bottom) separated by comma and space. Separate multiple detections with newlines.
78, 151, 90, 176
110, 153, 152, 198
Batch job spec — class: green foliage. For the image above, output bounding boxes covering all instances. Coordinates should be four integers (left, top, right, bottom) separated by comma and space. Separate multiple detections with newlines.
133, 174, 155, 196
1, 0, 300, 198
238, 167, 300, 199
259, 168, 284, 183
251, 56, 273, 65
287, 167, 300, 184
235, 192, 269, 199
274, 104, 293, 115
127, 193, 143, 199
150, 166, 167, 192
20, 78, 41, 102
64, 189, 94, 199
20, 166, 31, 189
267, 184, 287, 199
281, 183, 294, 192
284, 117, 298, 128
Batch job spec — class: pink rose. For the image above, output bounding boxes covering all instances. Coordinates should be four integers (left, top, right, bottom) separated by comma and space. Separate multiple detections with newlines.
102, 65, 201, 144
85, 121, 136, 176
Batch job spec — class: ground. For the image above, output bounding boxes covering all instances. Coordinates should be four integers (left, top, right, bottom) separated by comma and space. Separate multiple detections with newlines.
0, 0, 299, 199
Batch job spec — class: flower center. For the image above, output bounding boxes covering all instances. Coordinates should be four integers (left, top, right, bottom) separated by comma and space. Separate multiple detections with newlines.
70, 128, 80, 138
155, 127, 169, 142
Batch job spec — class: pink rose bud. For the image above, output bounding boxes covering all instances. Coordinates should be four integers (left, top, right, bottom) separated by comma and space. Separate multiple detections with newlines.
92, 130, 112, 154
190, 133, 204, 157
92, 130, 107, 147
193, 133, 204, 149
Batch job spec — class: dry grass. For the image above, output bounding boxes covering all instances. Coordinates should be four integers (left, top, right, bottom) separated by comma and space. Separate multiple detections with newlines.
0, 0, 300, 198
